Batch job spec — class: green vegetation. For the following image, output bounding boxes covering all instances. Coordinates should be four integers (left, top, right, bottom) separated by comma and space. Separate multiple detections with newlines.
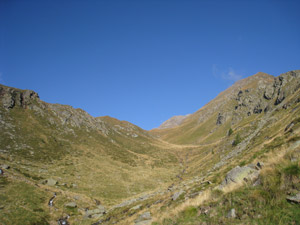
0, 179, 50, 225
159, 160, 300, 225
232, 133, 242, 146
284, 164, 300, 176
228, 127, 233, 136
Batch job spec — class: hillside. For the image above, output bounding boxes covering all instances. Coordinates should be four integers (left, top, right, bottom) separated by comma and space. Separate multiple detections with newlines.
0, 70, 300, 225
0, 84, 184, 224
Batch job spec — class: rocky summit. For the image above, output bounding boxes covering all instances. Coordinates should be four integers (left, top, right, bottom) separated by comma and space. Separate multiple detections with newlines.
1, 70, 300, 225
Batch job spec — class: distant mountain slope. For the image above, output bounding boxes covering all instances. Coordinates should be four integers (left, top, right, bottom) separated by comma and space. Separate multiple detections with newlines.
151, 71, 300, 145
157, 114, 191, 129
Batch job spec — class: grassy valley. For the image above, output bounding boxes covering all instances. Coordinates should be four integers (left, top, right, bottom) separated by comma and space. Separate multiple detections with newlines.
0, 70, 300, 224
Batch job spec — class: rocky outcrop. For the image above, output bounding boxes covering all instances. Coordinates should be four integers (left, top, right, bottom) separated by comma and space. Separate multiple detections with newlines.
0, 85, 39, 109
216, 113, 225, 125
218, 164, 261, 190
264, 86, 274, 100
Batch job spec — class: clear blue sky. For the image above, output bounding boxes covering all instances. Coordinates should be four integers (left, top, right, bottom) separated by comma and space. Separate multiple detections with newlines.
1, 0, 299, 130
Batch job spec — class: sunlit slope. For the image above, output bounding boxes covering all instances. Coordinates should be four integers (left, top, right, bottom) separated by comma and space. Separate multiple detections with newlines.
151, 71, 299, 145
0, 84, 180, 207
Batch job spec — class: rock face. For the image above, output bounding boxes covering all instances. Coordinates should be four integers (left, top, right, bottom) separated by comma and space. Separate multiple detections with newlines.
158, 114, 191, 129
0, 85, 39, 109
216, 113, 225, 125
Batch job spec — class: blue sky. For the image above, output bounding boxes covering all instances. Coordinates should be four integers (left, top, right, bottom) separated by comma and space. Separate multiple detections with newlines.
0, 0, 299, 130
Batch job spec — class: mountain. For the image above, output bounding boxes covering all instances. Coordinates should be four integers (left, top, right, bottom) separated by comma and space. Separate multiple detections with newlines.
0, 84, 183, 224
0, 70, 300, 225
151, 71, 297, 144
157, 114, 191, 129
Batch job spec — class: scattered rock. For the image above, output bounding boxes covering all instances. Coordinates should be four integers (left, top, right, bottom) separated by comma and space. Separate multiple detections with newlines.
189, 191, 201, 199
226, 208, 236, 218
94, 199, 101, 205
198, 206, 211, 215
171, 190, 184, 201
48, 193, 56, 207
219, 165, 260, 189
253, 177, 262, 187
85, 206, 106, 218
287, 192, 300, 204
0, 164, 10, 169
153, 199, 163, 205
44, 178, 57, 186
285, 122, 295, 132
65, 202, 77, 208
134, 211, 152, 225
130, 204, 142, 211
256, 162, 264, 170
58, 215, 70, 225
74, 195, 80, 200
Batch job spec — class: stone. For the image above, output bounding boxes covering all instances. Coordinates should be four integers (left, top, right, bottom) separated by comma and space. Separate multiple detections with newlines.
48, 193, 56, 206
0, 164, 10, 169
130, 204, 142, 211
65, 202, 77, 208
216, 113, 225, 125
256, 162, 264, 170
58, 217, 69, 225
253, 178, 262, 187
226, 208, 236, 218
135, 211, 151, 225
135, 220, 152, 225
2, 92, 15, 109
286, 192, 300, 204
264, 86, 274, 100
85, 207, 105, 218
223, 166, 253, 184
0, 169, 3, 175
96, 205, 106, 213
285, 122, 295, 132
275, 90, 285, 105
172, 190, 184, 201
219, 165, 260, 189
45, 178, 57, 186
74, 196, 80, 200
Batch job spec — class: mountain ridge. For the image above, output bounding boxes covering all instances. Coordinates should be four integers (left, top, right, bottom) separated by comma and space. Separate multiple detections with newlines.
1, 69, 300, 224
